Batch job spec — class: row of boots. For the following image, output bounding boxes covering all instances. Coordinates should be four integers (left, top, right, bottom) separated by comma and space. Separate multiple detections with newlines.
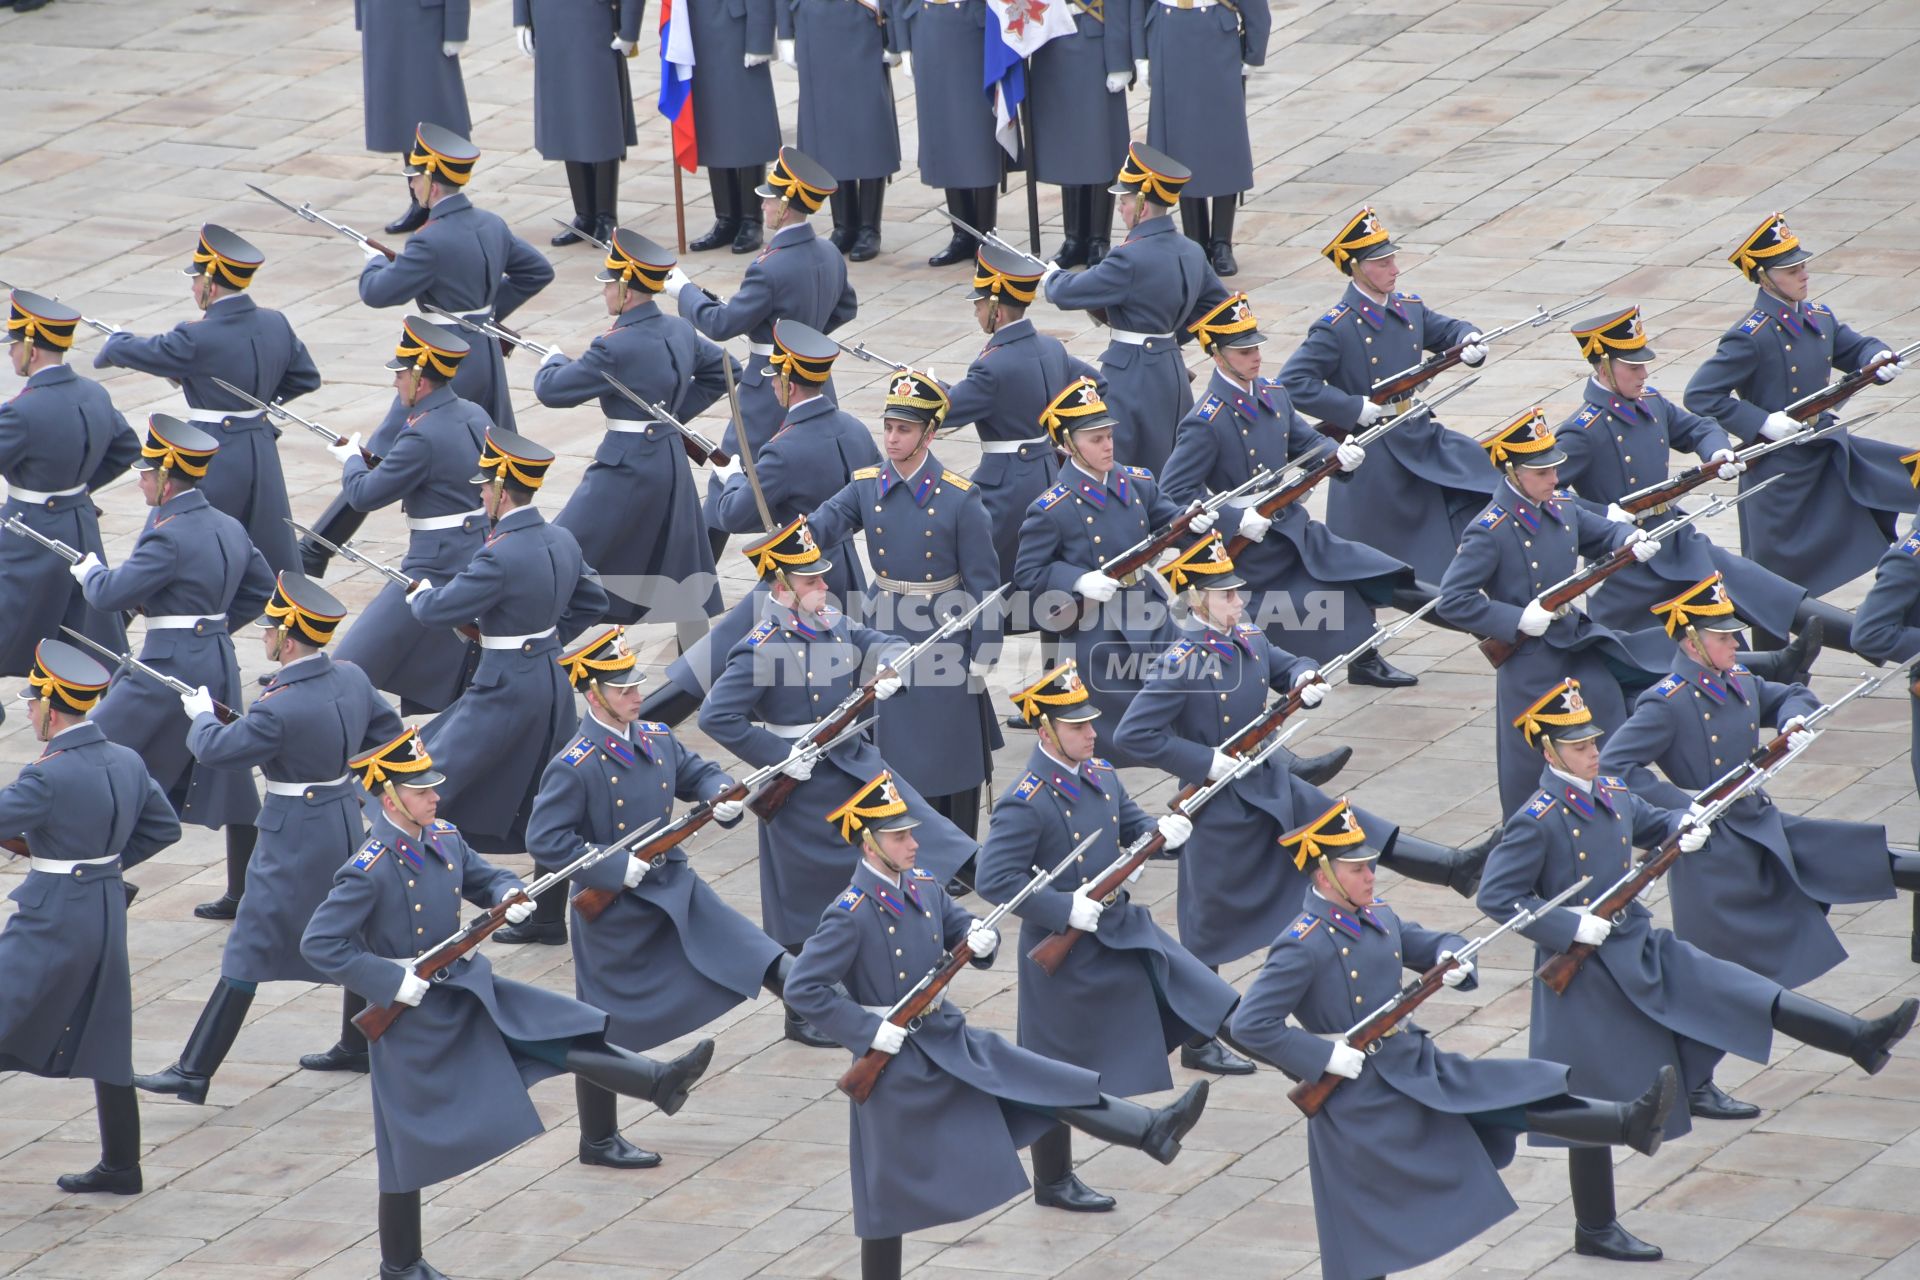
827, 179, 889, 263
689, 165, 766, 255
551, 160, 621, 248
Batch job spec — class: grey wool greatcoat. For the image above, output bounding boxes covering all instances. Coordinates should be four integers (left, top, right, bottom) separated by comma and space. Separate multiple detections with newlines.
697, 602, 975, 944
807, 453, 1003, 799
355, 0, 471, 153
1437, 478, 1673, 817
779, 0, 900, 182
0, 721, 179, 1086
1014, 461, 1186, 750
1852, 528, 1920, 802
1230, 894, 1571, 1280
516, 0, 642, 163
329, 383, 490, 713
410, 505, 608, 851
1162, 370, 1411, 660
785, 859, 1103, 1239
1599, 655, 1898, 989
1042, 214, 1228, 472
1027, 4, 1130, 186
939, 317, 1096, 577
1684, 288, 1912, 596
358, 192, 556, 434
1111, 620, 1405, 966
186, 654, 404, 985
301, 810, 608, 1193
686, 0, 781, 167
1134, 0, 1271, 198
534, 303, 732, 625
1556, 377, 1806, 645
525, 712, 782, 1050
1477, 763, 1781, 1145
0, 364, 139, 674
83, 488, 274, 829
976, 742, 1241, 1096
1278, 284, 1501, 583
897, 0, 1000, 189
95, 293, 322, 574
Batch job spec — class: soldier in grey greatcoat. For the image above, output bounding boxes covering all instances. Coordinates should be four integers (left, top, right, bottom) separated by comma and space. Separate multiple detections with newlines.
0, 290, 138, 675
133, 574, 404, 1105
0, 641, 180, 1197
1028, 0, 1131, 267
75, 418, 274, 917
1480, 679, 1920, 1262
302, 727, 715, 1280
94, 226, 321, 575
354, 0, 471, 233
786, 780, 1211, 1280
1230, 798, 1682, 1280
1853, 530, 1920, 849
1041, 143, 1227, 472
776, 0, 899, 259
682, 0, 782, 255
899, 0, 1003, 268
513, 0, 643, 246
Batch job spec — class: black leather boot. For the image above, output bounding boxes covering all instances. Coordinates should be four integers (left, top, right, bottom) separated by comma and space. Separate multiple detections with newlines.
301, 989, 371, 1073
732, 166, 765, 253
860, 1236, 903, 1280
385, 185, 428, 236
577, 1077, 662, 1168
1380, 829, 1496, 898
564, 1035, 714, 1115
1052, 1080, 1209, 1165
1526, 1066, 1675, 1157
1568, 1145, 1662, 1261
551, 161, 595, 246
379, 1190, 449, 1280
134, 980, 256, 1105
1688, 1079, 1759, 1120
194, 824, 256, 920
494, 879, 568, 945
1345, 646, 1417, 688
690, 166, 741, 252
1179, 1033, 1256, 1075
1209, 195, 1238, 277
763, 952, 840, 1048
1738, 617, 1823, 684
1772, 990, 1919, 1075
850, 179, 885, 262
1291, 745, 1352, 788
1178, 197, 1210, 249
636, 681, 702, 728
828, 186, 858, 253
927, 189, 976, 267
1029, 1122, 1114, 1212
1085, 188, 1115, 264
590, 159, 620, 246
57, 1083, 142, 1195
299, 491, 373, 579
1052, 185, 1089, 268
1794, 595, 1856, 656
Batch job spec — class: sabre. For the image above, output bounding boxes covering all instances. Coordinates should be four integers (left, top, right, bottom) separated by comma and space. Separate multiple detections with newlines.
210, 377, 372, 462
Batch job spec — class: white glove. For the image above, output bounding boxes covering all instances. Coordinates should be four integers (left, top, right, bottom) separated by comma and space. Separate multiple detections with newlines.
442, 40, 465, 57
713, 798, 745, 823
1627, 531, 1661, 562
661, 266, 693, 301
1237, 511, 1271, 543
514, 24, 535, 56
1356, 400, 1390, 427
1240, 61, 1253, 78
882, 49, 902, 67
780, 748, 816, 781
68, 551, 103, 586
1068, 885, 1105, 932
1074, 570, 1119, 603
1677, 821, 1711, 853
873, 672, 903, 700
1039, 261, 1062, 288
1603, 502, 1636, 525
610, 36, 636, 54
1708, 447, 1746, 480
1104, 71, 1129, 93
503, 895, 534, 925
1874, 350, 1903, 383
1296, 677, 1326, 708
744, 50, 772, 67
1186, 503, 1218, 535
1326, 1041, 1365, 1079
1133, 57, 1149, 85
899, 50, 913, 76
541, 344, 566, 364
1572, 910, 1612, 946
710, 457, 743, 484
405, 578, 433, 602
1782, 714, 1815, 754
360, 241, 388, 262
965, 923, 998, 958
1518, 599, 1555, 637
1157, 812, 1193, 848
1760, 410, 1800, 441
394, 967, 430, 1007
776, 36, 796, 64
1460, 332, 1489, 367
1206, 748, 1237, 782
870, 1020, 908, 1054
179, 685, 216, 720
326, 431, 364, 464
1336, 440, 1367, 472
1438, 950, 1474, 988
622, 852, 650, 887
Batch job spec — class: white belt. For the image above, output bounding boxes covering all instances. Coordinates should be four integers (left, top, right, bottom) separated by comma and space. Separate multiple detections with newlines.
31, 855, 116, 875
979, 436, 1049, 454
605, 418, 663, 434
873, 573, 962, 596
7, 482, 87, 504
479, 626, 557, 650
145, 613, 224, 629
265, 774, 351, 797
747, 343, 775, 357
406, 507, 483, 531
1155, 0, 1218, 8
1109, 328, 1176, 345
763, 722, 814, 739
185, 408, 265, 423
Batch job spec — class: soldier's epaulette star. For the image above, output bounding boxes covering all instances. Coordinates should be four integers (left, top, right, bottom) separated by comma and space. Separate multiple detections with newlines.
431, 819, 455, 832
634, 721, 669, 735
1571, 404, 1602, 430
1197, 395, 1222, 422
1088, 757, 1113, 772
851, 465, 881, 481
1037, 484, 1070, 511
561, 737, 595, 767
942, 469, 972, 490
1655, 673, 1685, 697
1285, 913, 1319, 940
1475, 505, 1507, 531
1393, 290, 1421, 303
1320, 303, 1350, 326
1737, 310, 1768, 336
1552, 487, 1578, 499
1900, 530, 1920, 557
1235, 621, 1261, 637
1730, 662, 1751, 676
1120, 465, 1152, 480
1598, 775, 1629, 792
746, 619, 778, 646
1163, 638, 1195, 664
351, 840, 387, 871
1523, 792, 1556, 819
1012, 773, 1041, 801
909, 867, 936, 881
1808, 301, 1834, 316
833, 886, 865, 911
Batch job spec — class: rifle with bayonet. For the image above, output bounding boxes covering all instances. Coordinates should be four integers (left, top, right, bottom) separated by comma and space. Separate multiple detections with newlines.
0, 278, 118, 335
1365, 294, 1602, 408
413, 303, 532, 363
1067, 467, 1282, 621
2, 515, 82, 565
246, 183, 399, 261
211, 377, 375, 464
1785, 339, 1920, 423
596, 371, 732, 467
59, 626, 240, 723
1615, 417, 1855, 516
285, 520, 480, 642
553, 218, 613, 254
830, 337, 912, 373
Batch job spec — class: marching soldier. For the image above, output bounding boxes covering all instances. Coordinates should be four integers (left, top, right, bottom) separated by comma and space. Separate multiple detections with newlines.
1042, 142, 1227, 471
301, 728, 716, 1280
74, 417, 274, 919
1028, 0, 1131, 267
355, 0, 471, 234
1479, 679, 1920, 1259
807, 370, 1002, 838
1163, 293, 1419, 680
133, 574, 404, 1102
0, 289, 139, 675
527, 627, 797, 1161
776, 0, 898, 259
1132, 0, 1270, 274
1278, 206, 1499, 582
326, 318, 489, 715
786, 773, 1211, 1279
514, 0, 642, 246
900, 0, 1003, 268
1436, 409, 1671, 815
1230, 799, 1683, 1280
681, 0, 781, 255
1853, 530, 1920, 843
534, 230, 733, 644
94, 225, 320, 574
1684, 212, 1914, 596
975, 662, 1238, 1213
0, 641, 180, 1196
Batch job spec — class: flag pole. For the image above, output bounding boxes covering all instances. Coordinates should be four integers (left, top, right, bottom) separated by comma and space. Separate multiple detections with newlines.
1021, 69, 1040, 255
673, 163, 688, 254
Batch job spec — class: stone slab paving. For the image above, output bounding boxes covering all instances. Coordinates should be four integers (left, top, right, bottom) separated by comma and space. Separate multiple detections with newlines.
3, 0, 1920, 1275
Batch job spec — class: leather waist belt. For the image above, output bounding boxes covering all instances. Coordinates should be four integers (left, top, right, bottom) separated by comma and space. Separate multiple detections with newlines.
479, 626, 558, 650
1109, 328, 1176, 344
265, 775, 351, 797
979, 436, 1050, 454
31, 855, 117, 875
763, 722, 815, 739
873, 573, 962, 595
406, 507, 483, 531
185, 408, 266, 423
605, 418, 664, 434
7, 482, 87, 504
145, 613, 225, 630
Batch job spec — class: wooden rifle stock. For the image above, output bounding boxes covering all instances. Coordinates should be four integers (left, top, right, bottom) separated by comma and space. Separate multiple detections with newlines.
1477, 545, 1636, 669
749, 694, 874, 821
1788, 351, 1903, 423
1101, 508, 1201, 584
1287, 958, 1460, 1116
1619, 466, 1716, 516
1223, 457, 1342, 559
1, 837, 26, 858
569, 792, 741, 921
838, 938, 984, 1103
1025, 829, 1169, 975
1368, 348, 1461, 406
351, 897, 520, 1042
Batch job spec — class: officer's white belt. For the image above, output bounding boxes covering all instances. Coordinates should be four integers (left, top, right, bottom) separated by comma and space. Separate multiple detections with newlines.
1157, 0, 1219, 9
979, 436, 1049, 454
605, 417, 664, 434
31, 854, 116, 875
763, 722, 815, 739
1109, 328, 1176, 344
873, 573, 962, 595
185, 408, 265, 423
479, 626, 558, 649
265, 774, 351, 797
7, 482, 87, 504
406, 507, 483, 531
145, 613, 225, 630
747, 343, 776, 357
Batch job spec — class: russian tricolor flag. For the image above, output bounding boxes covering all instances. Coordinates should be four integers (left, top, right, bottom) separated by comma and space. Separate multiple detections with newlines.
658, 0, 698, 172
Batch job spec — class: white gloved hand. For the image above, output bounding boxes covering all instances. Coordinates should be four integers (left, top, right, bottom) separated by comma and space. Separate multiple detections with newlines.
965, 923, 998, 958
405, 578, 433, 602
1326, 1041, 1365, 1079
744, 50, 772, 67
1240, 61, 1252, 78
1782, 714, 1816, 754
1074, 570, 1119, 603
1874, 350, 1903, 383
882, 49, 902, 67
1207, 748, 1237, 782
1068, 885, 1105, 932
1438, 950, 1474, 988
1760, 410, 1800, 441
1296, 677, 1326, 708
872, 671, 903, 700
514, 24, 535, 56
713, 798, 745, 823
1039, 260, 1062, 288
622, 852, 650, 887
503, 895, 534, 925
870, 1020, 908, 1054
326, 431, 364, 464
1572, 910, 1612, 946
179, 685, 216, 720
1133, 57, 1150, 85
611, 36, 637, 54
661, 266, 693, 301
1336, 440, 1367, 472
394, 967, 430, 1007
1356, 400, 1390, 427
1677, 821, 1711, 853
710, 457, 743, 484
360, 241, 388, 262
776, 36, 797, 64
442, 40, 465, 57
1237, 511, 1272, 543
1518, 599, 1555, 637
1708, 447, 1746, 480
68, 551, 103, 586
1105, 71, 1130, 93
780, 748, 815, 781
1627, 531, 1661, 562
1157, 812, 1193, 848
1459, 332, 1489, 367
1187, 502, 1218, 535
899, 50, 913, 75
1603, 502, 1636, 525
541, 344, 566, 364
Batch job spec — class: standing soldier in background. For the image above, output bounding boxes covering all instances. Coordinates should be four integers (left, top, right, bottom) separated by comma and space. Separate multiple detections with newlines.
777, 0, 899, 260
514, 0, 643, 247
1853, 531, 1920, 843
355, 0, 470, 235
682, 0, 781, 255
1028, 0, 1131, 267
0, 290, 139, 675
900, 0, 1004, 268
94, 226, 320, 575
